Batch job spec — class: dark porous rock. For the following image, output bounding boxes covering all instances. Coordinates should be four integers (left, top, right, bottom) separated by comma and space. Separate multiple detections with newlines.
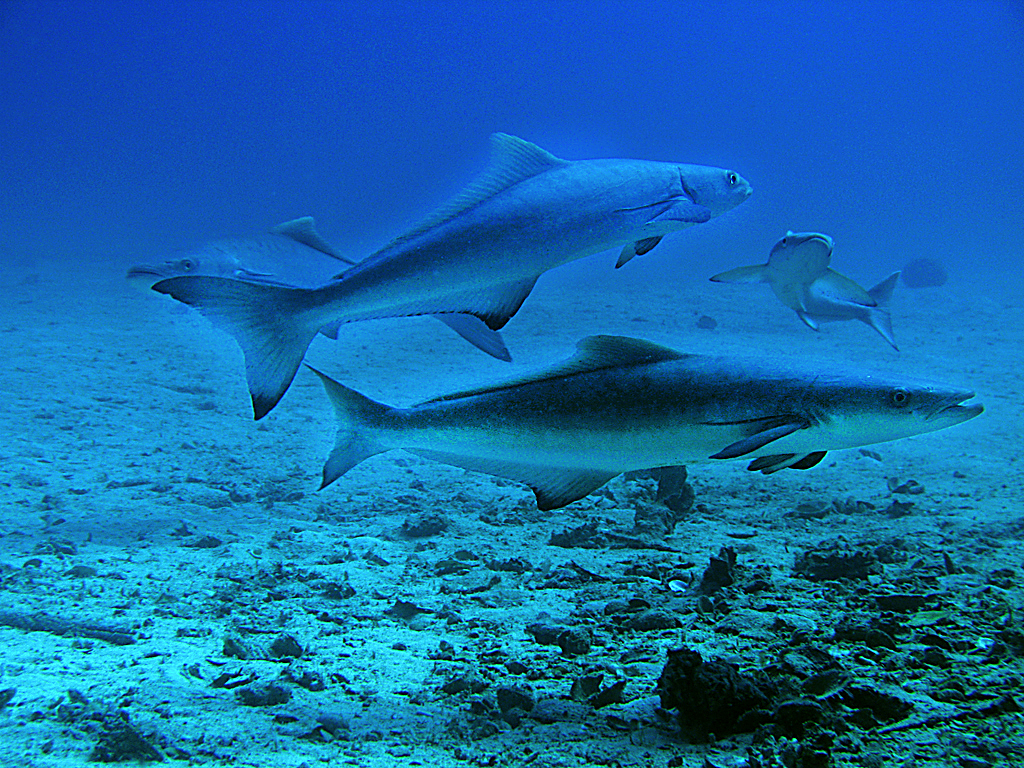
841, 685, 913, 723
695, 546, 737, 595
773, 699, 828, 738
269, 633, 304, 659
589, 680, 626, 708
549, 519, 606, 549
794, 541, 878, 581
557, 626, 592, 656
901, 257, 948, 288
656, 647, 777, 741
235, 684, 292, 707
875, 593, 928, 612
400, 511, 449, 538
526, 621, 564, 646
496, 683, 535, 713
623, 609, 681, 632
89, 715, 163, 763
442, 674, 488, 696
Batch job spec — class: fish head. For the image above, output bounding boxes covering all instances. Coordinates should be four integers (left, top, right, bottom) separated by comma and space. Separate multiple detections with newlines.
126, 245, 247, 289
677, 166, 752, 217
808, 372, 983, 449
764, 232, 834, 302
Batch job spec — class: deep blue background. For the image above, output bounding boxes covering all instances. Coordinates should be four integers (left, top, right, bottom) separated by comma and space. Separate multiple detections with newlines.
2, 0, 1022, 286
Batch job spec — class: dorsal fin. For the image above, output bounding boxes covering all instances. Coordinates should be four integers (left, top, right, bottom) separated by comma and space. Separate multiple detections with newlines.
417, 335, 687, 405
272, 217, 356, 265
373, 134, 568, 256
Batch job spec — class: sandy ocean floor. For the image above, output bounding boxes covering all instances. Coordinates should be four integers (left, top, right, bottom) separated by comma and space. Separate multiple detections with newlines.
1, 255, 1022, 767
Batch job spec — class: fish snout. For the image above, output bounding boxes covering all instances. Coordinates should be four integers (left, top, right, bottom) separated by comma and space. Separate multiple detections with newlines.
926, 389, 983, 423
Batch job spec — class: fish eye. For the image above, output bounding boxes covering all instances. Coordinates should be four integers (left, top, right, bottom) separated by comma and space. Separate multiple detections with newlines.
781, 237, 788, 246
890, 388, 910, 407
728, 172, 738, 186
182, 259, 194, 271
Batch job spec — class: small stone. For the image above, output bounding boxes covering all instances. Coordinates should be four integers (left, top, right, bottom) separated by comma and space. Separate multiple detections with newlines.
64, 565, 98, 578
269, 633, 303, 659
496, 683, 535, 713
235, 684, 292, 707
556, 626, 592, 656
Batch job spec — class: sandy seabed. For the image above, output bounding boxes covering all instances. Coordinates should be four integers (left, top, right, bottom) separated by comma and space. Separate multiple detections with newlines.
1, 256, 1021, 767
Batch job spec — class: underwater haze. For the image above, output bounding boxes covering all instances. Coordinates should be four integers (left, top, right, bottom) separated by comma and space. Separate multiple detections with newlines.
2, 2, 1024, 767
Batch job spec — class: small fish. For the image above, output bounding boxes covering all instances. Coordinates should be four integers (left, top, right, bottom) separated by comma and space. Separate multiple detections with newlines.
152, 134, 753, 418
711, 232, 900, 349
127, 218, 510, 361
308, 335, 982, 510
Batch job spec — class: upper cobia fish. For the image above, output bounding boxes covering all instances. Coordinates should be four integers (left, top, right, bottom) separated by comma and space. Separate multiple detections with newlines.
308, 335, 982, 510
711, 231, 901, 349
127, 218, 510, 360
152, 134, 753, 418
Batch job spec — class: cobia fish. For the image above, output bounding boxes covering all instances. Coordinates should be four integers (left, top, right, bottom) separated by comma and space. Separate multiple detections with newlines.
152, 134, 753, 418
127, 218, 510, 360
711, 231, 901, 349
308, 335, 983, 510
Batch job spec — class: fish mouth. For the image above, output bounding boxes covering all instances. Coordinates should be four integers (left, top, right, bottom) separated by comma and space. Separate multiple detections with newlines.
927, 392, 984, 423
126, 265, 167, 280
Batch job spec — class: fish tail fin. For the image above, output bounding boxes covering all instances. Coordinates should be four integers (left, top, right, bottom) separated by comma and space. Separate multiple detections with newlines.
152, 276, 324, 419
306, 366, 393, 488
867, 272, 900, 307
864, 272, 900, 350
866, 308, 899, 351
710, 265, 768, 284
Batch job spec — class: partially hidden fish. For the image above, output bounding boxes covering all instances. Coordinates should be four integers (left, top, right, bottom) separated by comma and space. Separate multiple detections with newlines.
711, 231, 900, 349
127, 218, 510, 361
308, 335, 982, 510
152, 134, 753, 418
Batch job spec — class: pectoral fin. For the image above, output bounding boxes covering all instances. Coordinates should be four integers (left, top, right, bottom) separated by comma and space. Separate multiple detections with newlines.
616, 236, 663, 268
710, 265, 769, 284
709, 419, 809, 459
796, 310, 820, 331
746, 451, 827, 474
649, 200, 712, 225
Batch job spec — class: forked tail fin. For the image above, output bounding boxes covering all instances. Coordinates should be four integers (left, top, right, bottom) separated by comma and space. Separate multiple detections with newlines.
306, 366, 392, 487
866, 272, 900, 351
152, 276, 323, 419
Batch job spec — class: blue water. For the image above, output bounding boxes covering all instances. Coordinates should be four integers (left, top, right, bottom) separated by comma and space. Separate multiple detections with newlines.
2, 0, 1021, 288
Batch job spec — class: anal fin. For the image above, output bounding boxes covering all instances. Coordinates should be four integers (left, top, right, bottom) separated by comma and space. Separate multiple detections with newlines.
410, 450, 616, 510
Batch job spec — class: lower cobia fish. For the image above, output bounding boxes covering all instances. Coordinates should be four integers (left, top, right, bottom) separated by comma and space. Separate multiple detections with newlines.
308, 335, 983, 510
152, 134, 753, 418
711, 231, 901, 349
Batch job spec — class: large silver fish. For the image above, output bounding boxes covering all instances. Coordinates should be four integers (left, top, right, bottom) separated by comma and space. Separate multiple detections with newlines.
309, 336, 983, 510
152, 134, 753, 418
127, 218, 510, 360
711, 231, 901, 349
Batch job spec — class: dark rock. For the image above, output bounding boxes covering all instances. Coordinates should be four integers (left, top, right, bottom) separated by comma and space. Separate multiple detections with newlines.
557, 626, 592, 656
269, 633, 303, 659
526, 621, 563, 646
794, 542, 878, 581
442, 674, 488, 696
589, 680, 626, 708
64, 565, 98, 578
89, 716, 163, 763
185, 535, 222, 549
549, 519, 606, 549
570, 675, 603, 701
842, 686, 913, 722
875, 593, 928, 612
773, 699, 826, 738
901, 257, 948, 288
0, 688, 15, 712
496, 683, 535, 713
400, 511, 448, 538
695, 547, 737, 595
865, 629, 898, 650
235, 684, 292, 707
656, 647, 776, 740
623, 609, 681, 632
